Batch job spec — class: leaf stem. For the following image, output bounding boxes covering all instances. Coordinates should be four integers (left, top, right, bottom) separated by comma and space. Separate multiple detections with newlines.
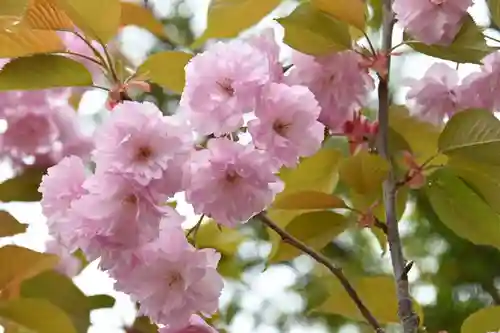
378, 1, 419, 332
186, 214, 205, 243
256, 213, 385, 332
485, 33, 500, 45
60, 51, 105, 68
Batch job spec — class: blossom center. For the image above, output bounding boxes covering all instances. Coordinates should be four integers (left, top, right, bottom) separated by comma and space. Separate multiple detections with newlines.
216, 78, 235, 96
225, 170, 241, 184
123, 194, 138, 205
429, 0, 445, 5
166, 271, 183, 288
135, 146, 153, 161
273, 121, 291, 137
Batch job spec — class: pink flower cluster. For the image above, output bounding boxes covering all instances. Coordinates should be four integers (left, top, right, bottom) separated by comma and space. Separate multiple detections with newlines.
0, 62, 92, 168
404, 52, 500, 124
393, 0, 473, 45
39, 28, 378, 331
39, 101, 222, 331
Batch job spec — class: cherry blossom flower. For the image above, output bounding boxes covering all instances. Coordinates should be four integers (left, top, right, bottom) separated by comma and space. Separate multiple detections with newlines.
181, 40, 270, 136
114, 229, 223, 328
248, 83, 324, 167
405, 63, 460, 124
184, 138, 283, 227
393, 0, 472, 45
93, 101, 189, 186
286, 50, 373, 130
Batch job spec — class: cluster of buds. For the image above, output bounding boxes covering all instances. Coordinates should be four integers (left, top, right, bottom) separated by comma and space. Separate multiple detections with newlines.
106, 74, 151, 110
343, 111, 379, 154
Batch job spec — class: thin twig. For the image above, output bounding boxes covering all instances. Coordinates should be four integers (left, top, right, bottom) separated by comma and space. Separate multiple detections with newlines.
256, 213, 384, 333
378, 0, 419, 332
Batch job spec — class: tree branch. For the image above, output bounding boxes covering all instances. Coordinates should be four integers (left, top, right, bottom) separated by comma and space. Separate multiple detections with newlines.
256, 213, 384, 332
378, 1, 419, 332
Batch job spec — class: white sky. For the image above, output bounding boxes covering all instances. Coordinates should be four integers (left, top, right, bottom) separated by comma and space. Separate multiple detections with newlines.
0, 1, 497, 333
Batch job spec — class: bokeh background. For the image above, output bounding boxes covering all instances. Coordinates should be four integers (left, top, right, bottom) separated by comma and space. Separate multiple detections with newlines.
1, 1, 500, 333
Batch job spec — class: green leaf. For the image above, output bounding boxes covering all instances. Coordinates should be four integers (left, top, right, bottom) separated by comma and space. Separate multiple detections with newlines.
0, 298, 77, 333
192, 0, 281, 48
389, 105, 445, 165
0, 246, 58, 292
272, 191, 346, 210
120, 2, 167, 39
0, 54, 93, 91
277, 3, 352, 56
461, 306, 500, 333
136, 51, 193, 94
21, 271, 90, 333
404, 16, 492, 64
0, 211, 26, 237
339, 151, 389, 196
266, 147, 343, 258
130, 316, 157, 333
88, 295, 115, 310
439, 109, 500, 165
270, 211, 349, 263
311, 0, 366, 31
314, 275, 424, 325
367, 0, 382, 29
195, 220, 245, 256
0, 168, 45, 202
448, 156, 500, 214
54, 0, 120, 42
425, 168, 500, 249
0, 28, 65, 58
488, 0, 500, 27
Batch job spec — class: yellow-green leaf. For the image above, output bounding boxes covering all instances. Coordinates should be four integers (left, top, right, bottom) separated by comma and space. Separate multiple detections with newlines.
339, 151, 389, 196
311, 0, 365, 31
273, 191, 346, 210
88, 295, 115, 310
23, 0, 74, 31
136, 51, 193, 94
0, 28, 64, 58
193, 0, 281, 48
439, 109, 500, 165
131, 316, 158, 333
0, 169, 45, 202
404, 16, 493, 64
0, 0, 30, 18
0, 54, 93, 91
277, 3, 351, 56
448, 156, 500, 214
270, 211, 349, 263
389, 105, 445, 165
195, 220, 245, 256
0, 298, 77, 333
266, 147, 343, 258
425, 168, 500, 249
54, 0, 120, 42
461, 306, 500, 333
489, 0, 500, 27
0, 211, 26, 238
21, 271, 90, 333
314, 276, 424, 325
0, 246, 58, 292
120, 2, 167, 39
